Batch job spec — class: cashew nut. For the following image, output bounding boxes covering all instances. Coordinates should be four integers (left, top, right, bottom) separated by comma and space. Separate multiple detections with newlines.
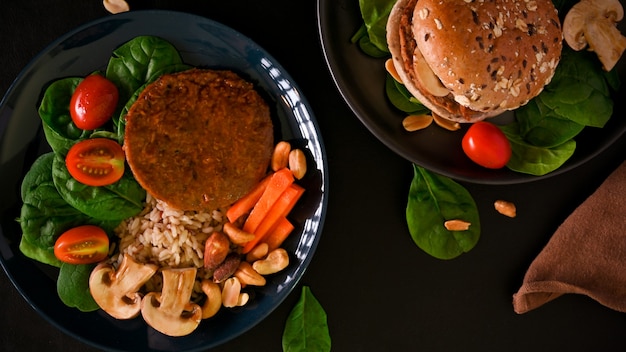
222, 222, 255, 245
200, 280, 222, 319
252, 248, 289, 275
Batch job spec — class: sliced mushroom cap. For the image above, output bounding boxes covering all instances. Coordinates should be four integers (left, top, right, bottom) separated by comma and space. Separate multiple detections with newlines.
89, 254, 158, 319
141, 267, 202, 337
411, 47, 450, 97
563, 0, 626, 71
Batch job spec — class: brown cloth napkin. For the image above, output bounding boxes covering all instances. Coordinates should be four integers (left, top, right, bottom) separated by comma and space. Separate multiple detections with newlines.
513, 161, 626, 314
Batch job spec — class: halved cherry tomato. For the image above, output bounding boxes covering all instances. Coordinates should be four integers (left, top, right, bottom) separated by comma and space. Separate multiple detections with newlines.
54, 225, 110, 265
70, 74, 119, 130
66, 138, 125, 186
462, 121, 512, 169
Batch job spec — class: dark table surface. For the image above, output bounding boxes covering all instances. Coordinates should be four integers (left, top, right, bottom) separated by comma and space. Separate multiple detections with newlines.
1, 0, 625, 351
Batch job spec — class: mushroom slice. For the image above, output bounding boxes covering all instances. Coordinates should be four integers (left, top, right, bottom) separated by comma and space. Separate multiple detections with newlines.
563, 0, 626, 71
89, 254, 158, 319
412, 47, 450, 97
141, 267, 202, 337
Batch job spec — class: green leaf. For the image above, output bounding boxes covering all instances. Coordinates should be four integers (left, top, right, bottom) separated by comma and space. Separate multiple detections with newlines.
18, 153, 118, 267
515, 98, 584, 148
113, 62, 190, 142
106, 35, 185, 105
357, 0, 395, 54
500, 123, 576, 176
538, 48, 613, 128
57, 263, 99, 312
385, 75, 430, 114
38, 77, 91, 154
51, 153, 145, 221
406, 165, 480, 260
283, 286, 331, 352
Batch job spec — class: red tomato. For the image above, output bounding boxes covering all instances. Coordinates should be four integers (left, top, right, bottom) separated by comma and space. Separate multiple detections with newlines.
54, 225, 110, 265
66, 138, 125, 186
70, 74, 119, 130
462, 121, 512, 169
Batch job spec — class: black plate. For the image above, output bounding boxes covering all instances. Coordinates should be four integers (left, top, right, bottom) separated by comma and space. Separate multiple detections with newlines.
317, 0, 626, 184
0, 10, 328, 352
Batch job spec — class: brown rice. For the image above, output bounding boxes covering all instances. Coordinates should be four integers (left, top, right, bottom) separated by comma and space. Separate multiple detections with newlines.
112, 194, 229, 295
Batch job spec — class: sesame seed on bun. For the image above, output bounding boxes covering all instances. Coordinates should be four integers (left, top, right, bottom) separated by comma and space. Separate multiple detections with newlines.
387, 0, 563, 123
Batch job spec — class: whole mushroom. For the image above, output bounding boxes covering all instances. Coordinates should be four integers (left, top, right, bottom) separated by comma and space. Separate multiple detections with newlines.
563, 0, 626, 71
141, 267, 202, 337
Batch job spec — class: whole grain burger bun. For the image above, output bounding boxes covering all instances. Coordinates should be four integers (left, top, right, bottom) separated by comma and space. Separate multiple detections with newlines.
387, 0, 563, 123
124, 69, 274, 212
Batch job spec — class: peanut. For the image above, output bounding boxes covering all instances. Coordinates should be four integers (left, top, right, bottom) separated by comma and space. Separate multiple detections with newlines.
494, 199, 517, 218
200, 280, 222, 319
222, 222, 255, 245
252, 248, 289, 275
203, 232, 230, 270
402, 114, 433, 132
246, 242, 269, 263
288, 149, 307, 180
221, 277, 242, 308
444, 219, 471, 231
103, 0, 129, 13
271, 141, 291, 171
432, 112, 461, 131
385, 58, 402, 83
235, 261, 266, 286
237, 292, 250, 306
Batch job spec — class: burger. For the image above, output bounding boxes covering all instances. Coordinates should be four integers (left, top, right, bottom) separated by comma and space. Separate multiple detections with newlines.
387, 0, 563, 123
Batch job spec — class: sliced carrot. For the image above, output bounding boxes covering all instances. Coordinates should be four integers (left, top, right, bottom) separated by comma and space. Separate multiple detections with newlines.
242, 168, 294, 234
226, 173, 272, 223
263, 217, 295, 252
242, 184, 304, 253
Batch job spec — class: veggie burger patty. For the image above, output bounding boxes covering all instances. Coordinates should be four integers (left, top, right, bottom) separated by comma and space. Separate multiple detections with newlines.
124, 69, 274, 211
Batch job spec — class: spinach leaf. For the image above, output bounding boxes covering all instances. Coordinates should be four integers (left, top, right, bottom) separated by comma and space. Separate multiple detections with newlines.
283, 286, 331, 352
515, 97, 584, 148
57, 263, 99, 312
20, 153, 57, 201
406, 165, 480, 260
357, 0, 395, 54
500, 123, 576, 176
350, 24, 390, 58
385, 75, 430, 114
106, 36, 185, 106
51, 153, 145, 221
19, 153, 118, 267
38, 77, 91, 154
538, 47, 613, 128
114, 62, 190, 142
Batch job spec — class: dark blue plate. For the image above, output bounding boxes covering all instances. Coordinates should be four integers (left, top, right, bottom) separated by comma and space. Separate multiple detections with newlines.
317, 0, 626, 184
0, 10, 327, 352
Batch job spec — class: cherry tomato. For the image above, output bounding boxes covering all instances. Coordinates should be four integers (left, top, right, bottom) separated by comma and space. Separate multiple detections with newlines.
70, 74, 119, 130
66, 138, 125, 186
54, 225, 110, 265
462, 121, 512, 169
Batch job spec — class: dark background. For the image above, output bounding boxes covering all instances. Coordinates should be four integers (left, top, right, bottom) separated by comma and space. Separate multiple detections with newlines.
1, 0, 625, 351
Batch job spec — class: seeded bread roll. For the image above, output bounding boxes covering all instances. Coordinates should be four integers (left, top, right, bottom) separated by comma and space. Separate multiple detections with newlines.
387, 0, 563, 123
